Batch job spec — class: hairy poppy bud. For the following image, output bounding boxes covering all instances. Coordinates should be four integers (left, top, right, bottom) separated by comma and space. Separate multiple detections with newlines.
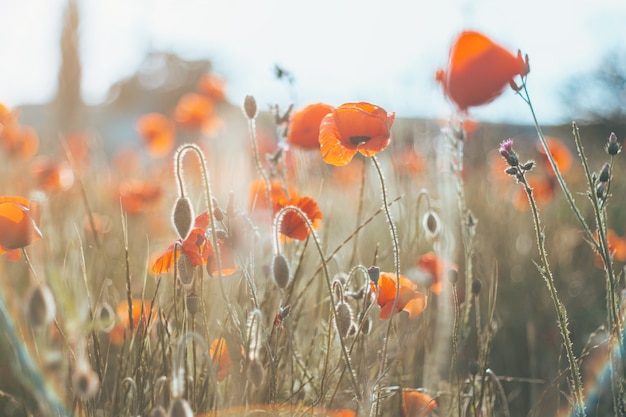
247, 358, 265, 388
359, 311, 371, 335
97, 302, 116, 332
335, 302, 353, 339
448, 268, 459, 285
598, 163, 610, 183
213, 198, 224, 222
272, 254, 290, 289
177, 253, 194, 287
168, 398, 193, 417
606, 132, 621, 156
469, 359, 481, 376
367, 266, 380, 284
186, 292, 201, 316
243, 95, 258, 120
72, 365, 100, 399
25, 285, 56, 327
422, 210, 441, 240
596, 182, 606, 200
471, 279, 482, 295
172, 197, 194, 240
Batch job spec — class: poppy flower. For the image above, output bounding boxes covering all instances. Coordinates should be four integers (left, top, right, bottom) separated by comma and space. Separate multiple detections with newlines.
402, 389, 436, 417
109, 299, 155, 345
0, 123, 39, 161
287, 103, 333, 150
136, 113, 176, 158
30, 157, 75, 193
371, 272, 427, 320
416, 252, 457, 295
151, 211, 211, 274
248, 179, 297, 215
206, 238, 238, 277
276, 196, 323, 241
436, 30, 528, 111
537, 136, 573, 177
118, 180, 162, 214
210, 338, 233, 383
0, 196, 42, 253
197, 73, 227, 101
174, 93, 215, 130
319, 102, 395, 166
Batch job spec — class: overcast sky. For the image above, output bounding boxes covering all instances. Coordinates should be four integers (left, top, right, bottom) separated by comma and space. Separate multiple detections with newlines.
0, 0, 625, 124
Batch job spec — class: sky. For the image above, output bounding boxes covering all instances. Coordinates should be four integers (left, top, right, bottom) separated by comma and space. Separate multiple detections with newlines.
0, 0, 625, 124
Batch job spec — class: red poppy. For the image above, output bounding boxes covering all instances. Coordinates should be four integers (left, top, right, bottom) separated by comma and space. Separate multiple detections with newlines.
118, 180, 162, 214
30, 157, 75, 193
197, 73, 227, 101
436, 30, 528, 111
371, 272, 427, 320
174, 93, 215, 130
319, 102, 395, 166
402, 389, 436, 417
287, 103, 333, 150
109, 299, 155, 345
537, 136, 573, 177
248, 179, 297, 214
276, 196, 323, 241
210, 338, 233, 383
151, 211, 211, 274
0, 196, 42, 254
136, 113, 176, 158
416, 252, 457, 295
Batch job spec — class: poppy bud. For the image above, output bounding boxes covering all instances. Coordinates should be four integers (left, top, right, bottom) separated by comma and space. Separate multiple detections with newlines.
168, 398, 193, 417
469, 359, 481, 376
243, 95, 258, 120
149, 406, 167, 417
97, 302, 116, 333
177, 253, 194, 287
367, 266, 380, 284
186, 292, 201, 316
172, 197, 194, 240
213, 198, 224, 222
606, 132, 621, 155
422, 210, 441, 240
272, 254, 290, 289
448, 269, 459, 285
335, 302, 353, 339
25, 285, 56, 327
598, 163, 610, 183
359, 311, 371, 335
471, 279, 482, 295
72, 365, 100, 399
247, 358, 265, 388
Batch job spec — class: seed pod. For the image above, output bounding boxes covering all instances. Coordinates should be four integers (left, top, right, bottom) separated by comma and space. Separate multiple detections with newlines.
335, 302, 353, 339
272, 254, 290, 289
72, 366, 100, 400
172, 197, 194, 240
177, 253, 194, 288
168, 398, 193, 417
243, 95, 258, 120
247, 358, 265, 388
25, 285, 56, 327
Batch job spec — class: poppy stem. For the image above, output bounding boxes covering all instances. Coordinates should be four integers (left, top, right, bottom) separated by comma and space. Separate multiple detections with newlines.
370, 155, 401, 417
246, 117, 273, 225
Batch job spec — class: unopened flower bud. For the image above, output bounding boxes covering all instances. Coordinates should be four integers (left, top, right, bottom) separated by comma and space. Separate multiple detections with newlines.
598, 163, 610, 183
186, 292, 201, 316
505, 167, 519, 176
172, 197, 194, 240
471, 279, 482, 295
168, 398, 193, 417
97, 302, 116, 332
243, 95, 258, 120
423, 210, 441, 240
25, 285, 56, 327
596, 182, 606, 200
469, 359, 481, 376
359, 311, 371, 335
213, 198, 224, 222
521, 160, 535, 171
448, 268, 459, 285
606, 132, 621, 156
272, 254, 290, 289
247, 358, 265, 388
335, 302, 353, 339
367, 266, 380, 284
72, 365, 100, 399
177, 253, 194, 287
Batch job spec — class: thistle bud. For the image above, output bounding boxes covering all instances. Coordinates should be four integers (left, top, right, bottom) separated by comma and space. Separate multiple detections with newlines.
505, 167, 519, 176
247, 358, 265, 388
521, 160, 535, 171
25, 285, 56, 327
596, 182, 606, 200
606, 132, 621, 155
168, 398, 193, 417
272, 254, 290, 289
172, 197, 194, 240
335, 302, 353, 339
72, 365, 100, 399
598, 163, 610, 183
243, 95, 258, 120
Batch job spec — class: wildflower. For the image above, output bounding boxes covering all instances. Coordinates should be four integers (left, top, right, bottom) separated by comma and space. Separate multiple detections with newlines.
109, 299, 154, 345
401, 389, 436, 417
537, 137, 573, 177
416, 252, 457, 295
30, 157, 75, 193
276, 196, 323, 240
210, 338, 233, 383
206, 237, 238, 277
0, 104, 39, 161
248, 179, 297, 214
0, 196, 42, 253
436, 30, 528, 111
174, 93, 215, 130
392, 147, 427, 178
371, 272, 427, 320
319, 102, 395, 166
287, 103, 333, 150
136, 113, 176, 158
118, 180, 162, 215
197, 73, 226, 101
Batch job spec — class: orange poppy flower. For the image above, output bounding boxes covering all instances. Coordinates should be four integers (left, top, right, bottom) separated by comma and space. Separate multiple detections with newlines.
118, 180, 162, 214
109, 299, 155, 345
174, 93, 215, 130
136, 113, 176, 158
276, 196, 323, 241
30, 157, 75, 193
0, 196, 42, 252
537, 136, 573, 177
0, 123, 39, 161
248, 179, 297, 214
319, 102, 395, 166
402, 389, 436, 417
151, 211, 211, 274
210, 338, 233, 383
206, 238, 238, 277
371, 272, 427, 320
197, 73, 227, 101
436, 30, 528, 111
416, 252, 457, 295
287, 103, 333, 150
